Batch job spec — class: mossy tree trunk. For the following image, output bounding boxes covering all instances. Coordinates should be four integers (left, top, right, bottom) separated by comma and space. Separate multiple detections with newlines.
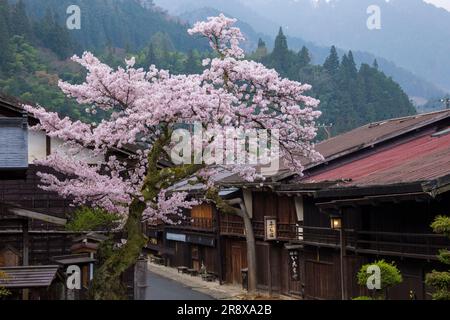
90, 200, 147, 300
90, 128, 204, 300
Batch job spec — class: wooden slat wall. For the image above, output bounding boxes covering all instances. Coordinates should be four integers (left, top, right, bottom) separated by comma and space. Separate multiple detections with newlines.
0, 165, 74, 230
0, 232, 79, 266
191, 204, 213, 219
253, 192, 297, 223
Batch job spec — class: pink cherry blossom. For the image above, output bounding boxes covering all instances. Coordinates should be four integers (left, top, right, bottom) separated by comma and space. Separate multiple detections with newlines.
24, 14, 322, 223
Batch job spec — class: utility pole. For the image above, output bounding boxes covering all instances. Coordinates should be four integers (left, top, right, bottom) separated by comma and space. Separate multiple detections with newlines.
441, 97, 450, 109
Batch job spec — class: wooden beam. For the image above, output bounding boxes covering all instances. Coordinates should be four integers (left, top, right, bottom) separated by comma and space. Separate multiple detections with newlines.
22, 219, 29, 300
8, 208, 67, 226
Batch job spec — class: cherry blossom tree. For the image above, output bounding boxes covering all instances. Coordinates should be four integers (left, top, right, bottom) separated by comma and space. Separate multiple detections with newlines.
24, 14, 322, 299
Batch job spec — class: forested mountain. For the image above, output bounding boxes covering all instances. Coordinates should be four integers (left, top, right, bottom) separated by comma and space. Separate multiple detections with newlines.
0, 0, 210, 120
160, 0, 450, 94
253, 30, 416, 136
0, 0, 86, 119
15, 0, 208, 53
0, 0, 416, 139
244, 0, 450, 93
177, 6, 444, 103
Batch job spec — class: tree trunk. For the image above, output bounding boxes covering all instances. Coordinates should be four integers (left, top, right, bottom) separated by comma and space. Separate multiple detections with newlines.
227, 197, 258, 294
90, 200, 147, 300
242, 210, 257, 294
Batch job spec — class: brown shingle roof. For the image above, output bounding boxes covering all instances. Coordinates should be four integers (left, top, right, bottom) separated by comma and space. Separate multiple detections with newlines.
0, 265, 60, 288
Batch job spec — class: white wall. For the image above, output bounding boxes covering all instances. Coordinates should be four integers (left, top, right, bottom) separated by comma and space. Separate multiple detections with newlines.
28, 130, 47, 163
28, 130, 104, 165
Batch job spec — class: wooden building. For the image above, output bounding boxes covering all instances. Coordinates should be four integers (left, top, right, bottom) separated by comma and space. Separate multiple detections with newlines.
147, 202, 222, 278
281, 122, 450, 300
146, 109, 450, 299
0, 95, 107, 299
215, 110, 450, 299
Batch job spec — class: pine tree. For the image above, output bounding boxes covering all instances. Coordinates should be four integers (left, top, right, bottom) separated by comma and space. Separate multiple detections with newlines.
273, 27, 288, 55
323, 45, 340, 77
253, 38, 268, 60
10, 0, 31, 39
35, 8, 73, 59
184, 49, 201, 74
266, 27, 293, 76
339, 51, 358, 80
373, 59, 379, 70
346, 51, 358, 78
298, 46, 311, 69
0, 0, 11, 71
50, 12, 73, 58
144, 43, 158, 68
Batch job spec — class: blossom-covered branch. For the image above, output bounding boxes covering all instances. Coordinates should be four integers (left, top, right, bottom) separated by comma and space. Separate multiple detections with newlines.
24, 13, 322, 223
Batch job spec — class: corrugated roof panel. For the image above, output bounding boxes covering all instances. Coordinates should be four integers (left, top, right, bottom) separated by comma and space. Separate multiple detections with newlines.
304, 130, 450, 187
219, 110, 450, 185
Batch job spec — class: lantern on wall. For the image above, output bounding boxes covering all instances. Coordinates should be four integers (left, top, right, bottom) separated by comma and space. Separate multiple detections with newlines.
330, 214, 342, 230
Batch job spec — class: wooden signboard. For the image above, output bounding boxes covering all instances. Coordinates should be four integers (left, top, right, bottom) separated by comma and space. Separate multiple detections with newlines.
264, 216, 277, 241
289, 250, 300, 281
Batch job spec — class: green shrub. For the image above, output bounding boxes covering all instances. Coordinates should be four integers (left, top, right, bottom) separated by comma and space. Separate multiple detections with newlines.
0, 271, 10, 298
66, 207, 120, 232
426, 216, 450, 300
352, 296, 375, 300
357, 260, 402, 299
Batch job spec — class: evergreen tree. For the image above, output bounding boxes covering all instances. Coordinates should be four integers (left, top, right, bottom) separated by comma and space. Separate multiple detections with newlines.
273, 27, 288, 55
346, 51, 358, 78
373, 59, 379, 70
143, 43, 158, 68
253, 38, 268, 60
298, 46, 311, 69
184, 49, 201, 74
0, 0, 11, 71
10, 0, 31, 39
323, 45, 340, 77
264, 27, 294, 77
34, 8, 73, 58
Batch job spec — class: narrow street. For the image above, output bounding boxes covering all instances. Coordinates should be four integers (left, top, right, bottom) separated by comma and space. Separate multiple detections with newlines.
146, 271, 215, 300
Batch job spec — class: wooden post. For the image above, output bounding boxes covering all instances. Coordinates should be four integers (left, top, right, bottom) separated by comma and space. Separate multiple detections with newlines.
22, 219, 29, 300
215, 208, 224, 285
339, 227, 346, 300
134, 256, 148, 300
267, 244, 272, 297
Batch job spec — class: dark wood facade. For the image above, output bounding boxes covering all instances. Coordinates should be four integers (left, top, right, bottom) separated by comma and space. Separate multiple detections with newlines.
146, 203, 221, 277
219, 191, 303, 297
296, 191, 450, 300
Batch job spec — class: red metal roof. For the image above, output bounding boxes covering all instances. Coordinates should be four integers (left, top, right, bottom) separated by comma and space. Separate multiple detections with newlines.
303, 128, 450, 187
219, 110, 450, 185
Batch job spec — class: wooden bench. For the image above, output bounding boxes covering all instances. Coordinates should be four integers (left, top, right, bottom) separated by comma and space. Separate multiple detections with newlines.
201, 273, 217, 282
150, 256, 164, 265
177, 266, 188, 274
187, 268, 199, 276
